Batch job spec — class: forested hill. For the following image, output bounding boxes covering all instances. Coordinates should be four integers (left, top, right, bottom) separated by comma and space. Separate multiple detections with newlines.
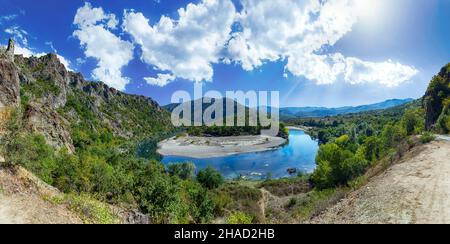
279, 98, 414, 120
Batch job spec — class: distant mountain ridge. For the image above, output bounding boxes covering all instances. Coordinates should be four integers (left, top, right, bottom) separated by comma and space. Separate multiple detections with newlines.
280, 98, 414, 119
164, 98, 414, 120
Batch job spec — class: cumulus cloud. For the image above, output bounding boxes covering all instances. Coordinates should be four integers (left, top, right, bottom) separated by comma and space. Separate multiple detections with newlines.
123, 0, 236, 83
229, 0, 418, 87
144, 73, 176, 87
73, 2, 134, 91
70, 0, 417, 88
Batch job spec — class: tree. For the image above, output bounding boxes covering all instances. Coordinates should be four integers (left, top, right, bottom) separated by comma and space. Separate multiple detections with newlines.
381, 124, 406, 149
402, 109, 424, 135
311, 142, 368, 189
197, 166, 224, 189
167, 162, 196, 180
361, 136, 382, 162
134, 160, 188, 223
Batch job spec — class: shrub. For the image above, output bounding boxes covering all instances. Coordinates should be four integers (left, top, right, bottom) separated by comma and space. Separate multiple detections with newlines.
381, 124, 406, 149
168, 162, 196, 180
311, 142, 368, 189
227, 211, 253, 224
64, 193, 120, 224
402, 109, 425, 135
183, 180, 215, 223
361, 136, 383, 162
420, 132, 436, 144
134, 161, 188, 223
197, 166, 224, 189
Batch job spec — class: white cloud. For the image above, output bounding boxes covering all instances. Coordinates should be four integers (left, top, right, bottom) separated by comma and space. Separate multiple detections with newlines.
70, 0, 417, 88
0, 14, 18, 24
56, 54, 73, 72
343, 57, 419, 87
73, 2, 134, 91
4, 25, 29, 46
144, 73, 176, 87
228, 0, 418, 86
123, 0, 236, 84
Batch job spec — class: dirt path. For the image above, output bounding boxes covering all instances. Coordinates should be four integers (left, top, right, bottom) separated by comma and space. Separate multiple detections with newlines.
312, 140, 450, 224
0, 166, 82, 224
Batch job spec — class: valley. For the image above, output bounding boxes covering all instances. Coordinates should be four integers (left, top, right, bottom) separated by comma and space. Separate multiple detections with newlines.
0, 37, 449, 224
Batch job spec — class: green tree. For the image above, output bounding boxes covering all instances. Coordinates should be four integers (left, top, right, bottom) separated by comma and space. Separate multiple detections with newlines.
381, 124, 406, 149
361, 136, 383, 162
167, 162, 196, 180
311, 142, 368, 189
402, 109, 424, 135
197, 166, 224, 189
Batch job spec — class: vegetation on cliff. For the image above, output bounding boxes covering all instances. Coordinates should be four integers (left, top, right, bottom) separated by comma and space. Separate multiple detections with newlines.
424, 63, 450, 133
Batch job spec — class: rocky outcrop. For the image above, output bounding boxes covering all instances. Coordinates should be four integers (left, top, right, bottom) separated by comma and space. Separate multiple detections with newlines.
0, 39, 20, 108
24, 104, 75, 153
0, 39, 173, 153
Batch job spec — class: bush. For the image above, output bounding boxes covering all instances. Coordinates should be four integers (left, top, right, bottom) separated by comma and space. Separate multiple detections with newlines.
311, 141, 368, 189
168, 162, 196, 180
402, 109, 424, 135
227, 211, 253, 224
361, 136, 383, 162
381, 124, 406, 149
420, 132, 436, 144
197, 166, 224, 189
134, 161, 188, 223
63, 193, 120, 224
183, 180, 215, 223
4, 133, 57, 184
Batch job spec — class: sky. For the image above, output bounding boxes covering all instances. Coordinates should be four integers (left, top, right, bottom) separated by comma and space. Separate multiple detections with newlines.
0, 0, 449, 107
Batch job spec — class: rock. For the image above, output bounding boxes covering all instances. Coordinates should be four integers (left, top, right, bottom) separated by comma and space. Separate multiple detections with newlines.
0, 38, 15, 62
0, 39, 173, 155
287, 168, 297, 175
0, 59, 20, 107
24, 104, 75, 153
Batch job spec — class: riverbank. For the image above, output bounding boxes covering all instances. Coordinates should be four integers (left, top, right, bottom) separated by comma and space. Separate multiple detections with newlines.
158, 135, 287, 159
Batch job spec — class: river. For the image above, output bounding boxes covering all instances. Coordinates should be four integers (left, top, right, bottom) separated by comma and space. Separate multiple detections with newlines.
161, 129, 319, 179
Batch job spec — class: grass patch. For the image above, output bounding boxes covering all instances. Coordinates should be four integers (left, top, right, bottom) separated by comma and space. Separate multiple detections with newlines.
62, 193, 120, 224
420, 132, 436, 144
212, 182, 263, 223
258, 177, 311, 197
293, 188, 348, 222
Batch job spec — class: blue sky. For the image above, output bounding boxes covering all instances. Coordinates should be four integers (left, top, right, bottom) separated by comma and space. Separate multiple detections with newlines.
0, 0, 449, 107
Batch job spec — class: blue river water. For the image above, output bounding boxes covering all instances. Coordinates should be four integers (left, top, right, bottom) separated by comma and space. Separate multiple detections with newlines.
161, 130, 319, 180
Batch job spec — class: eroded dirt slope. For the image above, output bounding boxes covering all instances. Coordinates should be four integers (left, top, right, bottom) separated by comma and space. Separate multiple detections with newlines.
0, 166, 81, 224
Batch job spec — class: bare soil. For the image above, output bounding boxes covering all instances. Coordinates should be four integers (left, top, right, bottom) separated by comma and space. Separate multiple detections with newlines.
0, 166, 82, 224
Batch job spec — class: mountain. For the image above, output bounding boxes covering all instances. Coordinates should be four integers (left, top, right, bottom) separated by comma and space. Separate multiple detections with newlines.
423, 63, 450, 133
279, 98, 414, 120
165, 98, 414, 121
1, 39, 173, 153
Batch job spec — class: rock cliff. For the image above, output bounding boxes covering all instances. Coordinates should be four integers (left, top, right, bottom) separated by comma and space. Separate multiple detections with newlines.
0, 38, 173, 153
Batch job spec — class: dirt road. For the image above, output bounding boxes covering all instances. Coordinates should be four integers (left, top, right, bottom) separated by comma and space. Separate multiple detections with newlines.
312, 139, 450, 224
